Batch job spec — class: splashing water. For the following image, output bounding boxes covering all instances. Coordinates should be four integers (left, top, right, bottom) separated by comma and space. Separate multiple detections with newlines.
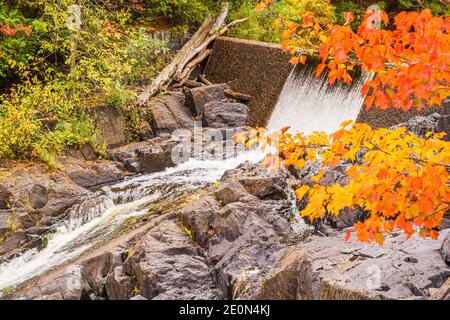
0, 151, 264, 293
268, 64, 367, 134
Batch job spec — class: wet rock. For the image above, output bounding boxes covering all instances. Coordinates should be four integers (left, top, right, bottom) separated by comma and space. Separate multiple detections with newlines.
442, 232, 450, 265
214, 180, 249, 205
59, 157, 125, 188
209, 200, 291, 299
136, 145, 167, 174
0, 165, 91, 257
108, 138, 177, 174
108, 141, 152, 173
238, 176, 287, 200
147, 95, 194, 135
202, 101, 249, 128
185, 84, 229, 116
180, 161, 295, 300
0, 231, 27, 255
250, 229, 450, 300
24, 266, 86, 300
0, 167, 87, 223
105, 266, 134, 300
219, 161, 289, 201
108, 141, 151, 164
123, 220, 222, 300
212, 200, 291, 245
81, 253, 113, 294
180, 195, 220, 246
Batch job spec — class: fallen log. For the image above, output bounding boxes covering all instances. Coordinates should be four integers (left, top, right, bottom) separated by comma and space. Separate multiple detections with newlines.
136, 5, 247, 106
175, 17, 248, 79
176, 49, 213, 87
136, 15, 216, 105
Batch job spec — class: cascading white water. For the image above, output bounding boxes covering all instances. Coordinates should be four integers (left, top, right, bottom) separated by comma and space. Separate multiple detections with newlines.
268, 64, 367, 134
0, 151, 264, 293
0, 58, 364, 296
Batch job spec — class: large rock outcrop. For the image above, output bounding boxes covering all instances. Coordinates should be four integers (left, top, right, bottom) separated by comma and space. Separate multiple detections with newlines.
202, 101, 249, 129
0, 165, 89, 257
86, 104, 127, 149
185, 84, 229, 116
147, 95, 194, 135
251, 229, 450, 300
123, 220, 222, 300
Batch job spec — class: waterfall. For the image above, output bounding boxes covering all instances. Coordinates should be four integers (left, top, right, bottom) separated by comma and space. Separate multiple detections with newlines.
268, 61, 367, 134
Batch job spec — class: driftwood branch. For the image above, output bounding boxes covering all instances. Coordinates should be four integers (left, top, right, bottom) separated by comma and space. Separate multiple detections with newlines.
210, 3, 229, 35
176, 49, 213, 86
136, 5, 247, 106
224, 89, 252, 101
137, 15, 215, 105
429, 277, 450, 300
198, 74, 212, 86
185, 80, 205, 88
191, 18, 249, 61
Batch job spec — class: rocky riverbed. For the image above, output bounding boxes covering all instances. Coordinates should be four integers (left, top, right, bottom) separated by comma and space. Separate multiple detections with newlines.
0, 84, 449, 300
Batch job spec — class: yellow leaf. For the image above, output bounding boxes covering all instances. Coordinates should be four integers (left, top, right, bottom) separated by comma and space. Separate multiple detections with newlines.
295, 185, 310, 200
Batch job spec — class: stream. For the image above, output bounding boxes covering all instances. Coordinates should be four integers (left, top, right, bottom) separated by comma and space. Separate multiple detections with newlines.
0, 150, 263, 293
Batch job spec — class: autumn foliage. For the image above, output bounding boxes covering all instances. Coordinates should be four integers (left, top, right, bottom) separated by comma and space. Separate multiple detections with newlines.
258, 1, 450, 111
246, 2, 450, 244
0, 23, 31, 37
236, 122, 450, 245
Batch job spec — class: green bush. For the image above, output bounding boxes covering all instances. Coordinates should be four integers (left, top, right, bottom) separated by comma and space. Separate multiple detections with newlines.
0, 78, 99, 166
141, 0, 221, 26
0, 1, 170, 165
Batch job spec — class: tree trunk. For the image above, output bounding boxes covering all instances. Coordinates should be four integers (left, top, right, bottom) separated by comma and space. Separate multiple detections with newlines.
136, 15, 216, 105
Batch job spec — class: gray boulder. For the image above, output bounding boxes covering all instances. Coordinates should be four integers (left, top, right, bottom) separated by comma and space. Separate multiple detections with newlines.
59, 157, 125, 188
147, 95, 194, 135
214, 180, 249, 205
202, 101, 249, 128
249, 229, 450, 300
185, 84, 229, 116
123, 220, 222, 300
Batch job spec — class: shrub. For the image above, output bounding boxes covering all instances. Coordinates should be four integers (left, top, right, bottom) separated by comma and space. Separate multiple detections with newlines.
0, 78, 99, 166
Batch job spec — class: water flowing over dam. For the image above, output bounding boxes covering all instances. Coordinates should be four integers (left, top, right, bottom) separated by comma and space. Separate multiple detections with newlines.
268, 63, 367, 134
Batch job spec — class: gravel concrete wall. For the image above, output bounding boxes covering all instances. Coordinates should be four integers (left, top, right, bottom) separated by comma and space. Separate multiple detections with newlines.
204, 37, 292, 127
